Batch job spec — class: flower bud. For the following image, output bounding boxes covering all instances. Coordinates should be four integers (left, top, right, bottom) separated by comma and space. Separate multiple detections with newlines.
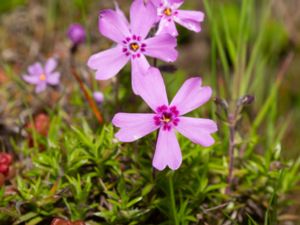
67, 23, 86, 46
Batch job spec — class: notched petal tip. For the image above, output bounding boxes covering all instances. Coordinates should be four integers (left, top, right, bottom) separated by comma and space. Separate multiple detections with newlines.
99, 9, 111, 17
153, 162, 167, 171
211, 122, 218, 133
202, 86, 213, 99
153, 158, 182, 171
114, 130, 124, 142
186, 76, 202, 85
111, 114, 122, 128
200, 135, 216, 147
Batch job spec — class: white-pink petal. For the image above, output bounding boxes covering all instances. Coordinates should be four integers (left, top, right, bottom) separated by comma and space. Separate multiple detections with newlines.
23, 74, 40, 84
176, 10, 205, 22
35, 82, 47, 93
114, 2, 130, 27
112, 113, 158, 142
47, 72, 60, 85
98, 9, 131, 43
87, 46, 129, 80
135, 67, 169, 112
28, 63, 43, 76
150, 0, 162, 7
170, 77, 212, 115
153, 128, 182, 171
45, 58, 58, 74
131, 55, 151, 94
176, 117, 217, 147
144, 33, 178, 62
130, 0, 157, 39
156, 19, 178, 36
169, 0, 184, 8
174, 10, 205, 33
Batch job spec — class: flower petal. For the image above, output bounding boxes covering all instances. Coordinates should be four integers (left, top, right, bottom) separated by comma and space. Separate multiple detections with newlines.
153, 128, 182, 171
174, 10, 205, 33
131, 55, 151, 94
23, 74, 39, 84
156, 19, 178, 36
130, 0, 157, 38
28, 62, 43, 76
45, 58, 58, 74
176, 117, 217, 147
135, 67, 169, 112
169, 0, 184, 8
170, 77, 212, 115
114, 2, 130, 27
112, 113, 158, 142
35, 82, 47, 93
99, 9, 131, 43
87, 46, 129, 80
47, 72, 60, 85
144, 33, 178, 62
150, 0, 162, 7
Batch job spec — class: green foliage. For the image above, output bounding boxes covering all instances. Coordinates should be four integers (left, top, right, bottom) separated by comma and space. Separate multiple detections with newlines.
0, 116, 299, 224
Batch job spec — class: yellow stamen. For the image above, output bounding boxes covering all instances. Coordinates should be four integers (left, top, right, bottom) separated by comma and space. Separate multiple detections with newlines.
164, 8, 172, 16
39, 74, 46, 81
162, 115, 171, 123
130, 43, 140, 52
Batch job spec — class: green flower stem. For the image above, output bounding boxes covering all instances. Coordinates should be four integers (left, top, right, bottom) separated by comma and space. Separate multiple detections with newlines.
169, 173, 178, 225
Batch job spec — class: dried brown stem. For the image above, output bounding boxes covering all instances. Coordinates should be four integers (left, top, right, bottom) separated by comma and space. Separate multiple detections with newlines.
70, 62, 103, 124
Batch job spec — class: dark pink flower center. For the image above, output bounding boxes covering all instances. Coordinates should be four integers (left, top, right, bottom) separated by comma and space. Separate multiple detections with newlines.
122, 35, 146, 59
154, 105, 180, 131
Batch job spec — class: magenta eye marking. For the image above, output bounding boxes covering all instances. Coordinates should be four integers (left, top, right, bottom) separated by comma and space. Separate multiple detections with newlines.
122, 35, 147, 59
154, 105, 180, 131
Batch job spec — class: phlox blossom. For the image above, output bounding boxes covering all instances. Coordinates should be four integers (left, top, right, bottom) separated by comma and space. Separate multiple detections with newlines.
112, 68, 217, 170
87, 0, 178, 94
152, 0, 205, 36
23, 58, 60, 93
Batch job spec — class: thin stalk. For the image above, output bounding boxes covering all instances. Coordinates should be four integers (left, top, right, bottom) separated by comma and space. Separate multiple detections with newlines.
226, 112, 236, 194
113, 78, 120, 112
169, 173, 178, 225
153, 58, 157, 68
69, 57, 103, 124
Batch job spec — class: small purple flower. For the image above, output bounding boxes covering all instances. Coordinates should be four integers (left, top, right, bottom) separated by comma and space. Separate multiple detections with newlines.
87, 0, 178, 94
112, 68, 217, 170
67, 23, 86, 45
151, 0, 205, 36
23, 58, 60, 93
93, 91, 104, 104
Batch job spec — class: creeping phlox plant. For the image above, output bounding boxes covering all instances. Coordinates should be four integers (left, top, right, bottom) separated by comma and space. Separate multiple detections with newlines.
87, 0, 215, 170
3, 0, 299, 224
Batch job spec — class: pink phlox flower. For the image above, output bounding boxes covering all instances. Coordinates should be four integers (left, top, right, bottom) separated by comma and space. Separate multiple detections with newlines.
112, 67, 218, 171
87, 0, 178, 94
151, 0, 205, 36
22, 58, 60, 93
